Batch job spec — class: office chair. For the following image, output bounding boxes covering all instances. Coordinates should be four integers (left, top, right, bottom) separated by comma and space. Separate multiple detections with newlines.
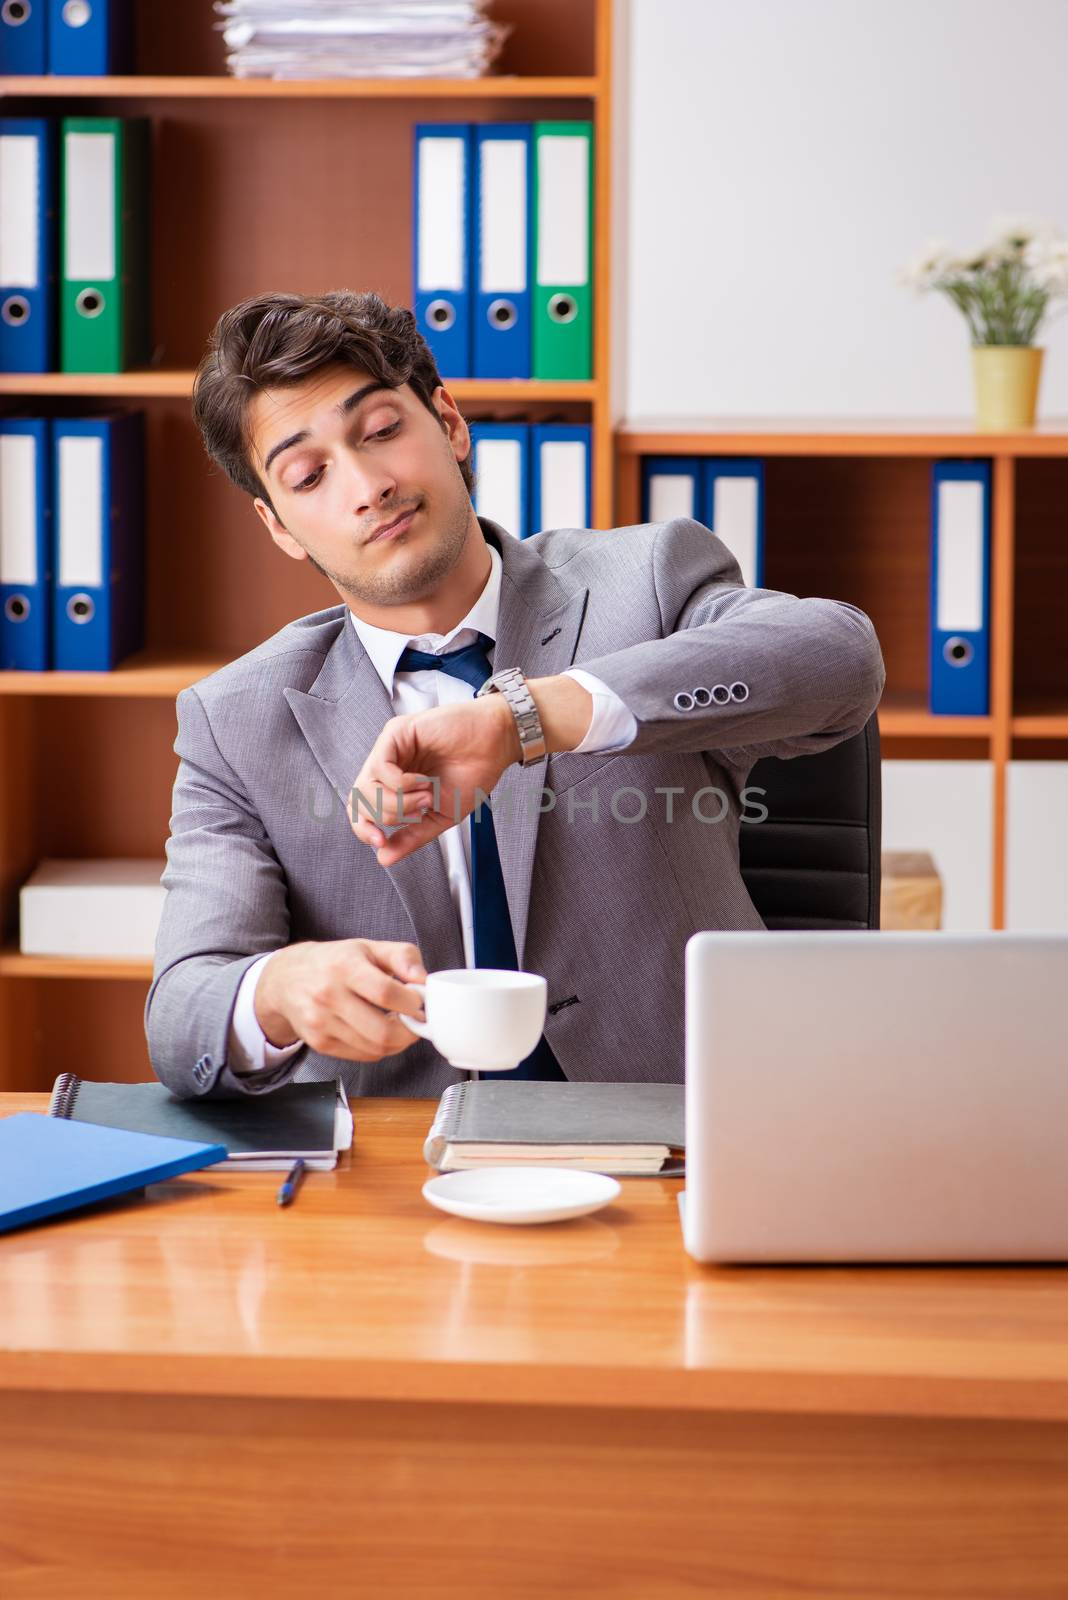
738, 713, 882, 930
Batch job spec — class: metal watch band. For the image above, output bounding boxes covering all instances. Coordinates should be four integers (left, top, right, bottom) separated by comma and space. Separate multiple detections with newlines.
475, 666, 547, 767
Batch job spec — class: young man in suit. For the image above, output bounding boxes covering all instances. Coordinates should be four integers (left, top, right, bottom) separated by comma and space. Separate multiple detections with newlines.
147, 289, 885, 1098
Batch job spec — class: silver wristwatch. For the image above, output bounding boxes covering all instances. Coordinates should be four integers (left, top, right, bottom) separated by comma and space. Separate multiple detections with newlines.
475, 666, 547, 767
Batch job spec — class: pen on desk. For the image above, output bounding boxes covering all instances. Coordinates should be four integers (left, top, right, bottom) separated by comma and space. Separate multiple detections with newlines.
277, 1159, 306, 1208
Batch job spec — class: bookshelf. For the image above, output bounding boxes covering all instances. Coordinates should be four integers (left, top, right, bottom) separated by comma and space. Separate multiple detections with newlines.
616, 420, 1068, 930
0, 0, 615, 1090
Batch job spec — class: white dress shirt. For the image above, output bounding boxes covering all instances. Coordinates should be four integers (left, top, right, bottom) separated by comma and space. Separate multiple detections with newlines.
228, 542, 638, 1073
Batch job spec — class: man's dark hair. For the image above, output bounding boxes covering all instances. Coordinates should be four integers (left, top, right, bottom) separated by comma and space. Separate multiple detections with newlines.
191, 289, 474, 514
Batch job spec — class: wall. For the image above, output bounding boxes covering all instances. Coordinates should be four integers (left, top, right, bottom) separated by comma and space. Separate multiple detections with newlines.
620, 0, 1068, 421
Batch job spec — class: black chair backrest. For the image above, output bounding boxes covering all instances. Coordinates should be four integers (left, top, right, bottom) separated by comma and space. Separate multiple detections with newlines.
738, 714, 882, 930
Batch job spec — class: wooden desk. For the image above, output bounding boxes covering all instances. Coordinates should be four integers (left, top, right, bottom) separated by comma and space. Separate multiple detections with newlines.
3, 1094, 1068, 1598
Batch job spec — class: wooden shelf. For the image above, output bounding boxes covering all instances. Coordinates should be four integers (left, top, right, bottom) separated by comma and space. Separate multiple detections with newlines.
877, 691, 992, 740
454, 379, 600, 402
1012, 700, 1068, 739
618, 419, 1068, 458
0, 372, 600, 402
0, 75, 600, 100
0, 370, 196, 398
0, 947, 152, 980
0, 650, 225, 698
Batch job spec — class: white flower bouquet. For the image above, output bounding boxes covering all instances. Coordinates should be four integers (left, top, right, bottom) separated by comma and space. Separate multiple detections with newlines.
898, 215, 1068, 346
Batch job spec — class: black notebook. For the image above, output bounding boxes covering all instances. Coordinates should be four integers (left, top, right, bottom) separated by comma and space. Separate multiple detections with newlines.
423, 1080, 685, 1176
49, 1075, 352, 1171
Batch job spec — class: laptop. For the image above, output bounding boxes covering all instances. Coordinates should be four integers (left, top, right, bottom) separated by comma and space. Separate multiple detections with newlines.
681, 930, 1068, 1264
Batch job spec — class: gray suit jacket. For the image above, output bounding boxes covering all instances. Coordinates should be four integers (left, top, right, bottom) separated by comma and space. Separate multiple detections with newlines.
146, 515, 885, 1099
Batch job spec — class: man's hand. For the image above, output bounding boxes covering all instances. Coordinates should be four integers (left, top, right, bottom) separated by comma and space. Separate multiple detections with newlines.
347, 675, 594, 867
347, 694, 519, 867
254, 939, 428, 1062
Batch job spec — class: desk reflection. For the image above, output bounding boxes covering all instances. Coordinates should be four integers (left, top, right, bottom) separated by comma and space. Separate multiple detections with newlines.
423, 1216, 621, 1269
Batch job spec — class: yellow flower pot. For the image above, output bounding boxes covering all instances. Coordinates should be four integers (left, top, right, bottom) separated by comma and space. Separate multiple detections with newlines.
971, 345, 1044, 430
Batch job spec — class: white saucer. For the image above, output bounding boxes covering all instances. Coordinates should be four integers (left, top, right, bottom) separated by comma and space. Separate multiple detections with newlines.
422, 1166, 622, 1225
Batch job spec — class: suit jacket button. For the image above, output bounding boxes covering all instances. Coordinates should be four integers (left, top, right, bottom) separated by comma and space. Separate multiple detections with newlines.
711, 684, 731, 705
691, 686, 712, 707
730, 681, 749, 702
673, 690, 695, 712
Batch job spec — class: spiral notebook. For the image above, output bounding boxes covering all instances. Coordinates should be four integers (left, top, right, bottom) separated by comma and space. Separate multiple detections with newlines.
423, 1080, 685, 1176
49, 1074, 353, 1171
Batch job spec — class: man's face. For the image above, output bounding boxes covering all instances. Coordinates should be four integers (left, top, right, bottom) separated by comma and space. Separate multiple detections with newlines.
247, 363, 475, 609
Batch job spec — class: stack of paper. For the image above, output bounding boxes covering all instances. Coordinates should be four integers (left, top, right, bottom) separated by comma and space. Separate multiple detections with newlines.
214, 1, 511, 81
20, 859, 166, 959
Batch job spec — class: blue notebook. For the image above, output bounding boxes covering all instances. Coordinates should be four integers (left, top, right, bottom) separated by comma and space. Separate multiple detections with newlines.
0, 1112, 226, 1233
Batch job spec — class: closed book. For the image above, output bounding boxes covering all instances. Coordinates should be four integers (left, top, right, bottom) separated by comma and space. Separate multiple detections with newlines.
424, 1080, 685, 1176
0, 1112, 224, 1234
50, 1075, 353, 1171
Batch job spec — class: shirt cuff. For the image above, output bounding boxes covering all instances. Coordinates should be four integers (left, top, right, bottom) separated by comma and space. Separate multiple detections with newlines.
228, 951, 304, 1075
564, 669, 639, 754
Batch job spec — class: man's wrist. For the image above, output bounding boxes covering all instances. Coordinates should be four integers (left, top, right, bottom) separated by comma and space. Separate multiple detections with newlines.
526, 674, 594, 756
483, 690, 524, 765
254, 947, 301, 1047
478, 672, 595, 767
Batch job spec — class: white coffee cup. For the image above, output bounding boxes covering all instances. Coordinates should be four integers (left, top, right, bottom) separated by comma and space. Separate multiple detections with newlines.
398, 969, 548, 1072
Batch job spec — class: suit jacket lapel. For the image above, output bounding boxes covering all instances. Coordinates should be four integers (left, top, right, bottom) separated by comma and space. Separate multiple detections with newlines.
486, 521, 589, 966
282, 617, 465, 974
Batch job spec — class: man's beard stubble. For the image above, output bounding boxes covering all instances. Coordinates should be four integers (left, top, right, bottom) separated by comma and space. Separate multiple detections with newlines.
300, 493, 472, 609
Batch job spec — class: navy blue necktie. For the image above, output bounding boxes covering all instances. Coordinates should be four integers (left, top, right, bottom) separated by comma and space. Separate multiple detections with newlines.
395, 633, 564, 1080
